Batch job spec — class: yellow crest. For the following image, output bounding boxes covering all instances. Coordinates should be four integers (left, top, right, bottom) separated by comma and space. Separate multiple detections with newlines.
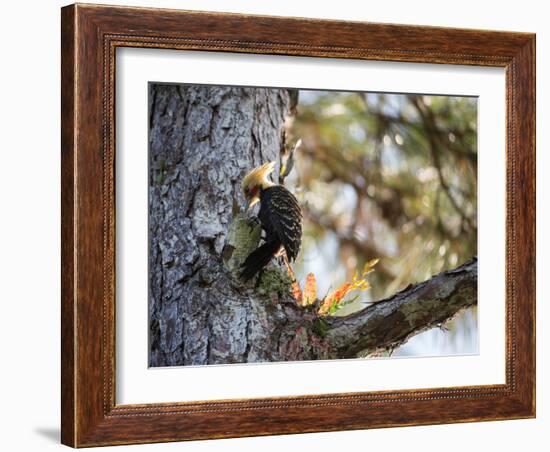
241, 161, 276, 190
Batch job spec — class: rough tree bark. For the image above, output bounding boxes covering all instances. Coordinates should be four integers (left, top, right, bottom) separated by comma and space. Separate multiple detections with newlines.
148, 84, 477, 367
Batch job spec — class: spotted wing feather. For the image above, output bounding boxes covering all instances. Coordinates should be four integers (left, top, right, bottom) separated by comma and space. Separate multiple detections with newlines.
262, 186, 302, 262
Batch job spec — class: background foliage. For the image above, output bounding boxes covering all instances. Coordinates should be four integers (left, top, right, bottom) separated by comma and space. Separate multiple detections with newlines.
284, 90, 478, 355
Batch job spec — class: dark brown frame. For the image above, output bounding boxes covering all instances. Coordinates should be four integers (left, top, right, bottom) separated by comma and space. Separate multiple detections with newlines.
61, 3, 536, 447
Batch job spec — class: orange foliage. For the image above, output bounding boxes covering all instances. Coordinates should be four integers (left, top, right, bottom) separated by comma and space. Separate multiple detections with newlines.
288, 257, 378, 315
302, 273, 317, 306
318, 258, 379, 315
291, 280, 302, 304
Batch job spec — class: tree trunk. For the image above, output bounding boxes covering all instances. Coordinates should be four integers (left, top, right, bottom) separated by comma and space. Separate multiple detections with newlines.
148, 84, 477, 367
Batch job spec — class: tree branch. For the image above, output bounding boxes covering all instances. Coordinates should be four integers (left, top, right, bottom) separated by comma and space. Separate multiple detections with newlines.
324, 257, 477, 358
411, 96, 476, 232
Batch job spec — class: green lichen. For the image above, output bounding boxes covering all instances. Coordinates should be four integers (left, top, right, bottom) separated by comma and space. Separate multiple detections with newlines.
294, 327, 309, 347
257, 268, 292, 296
312, 318, 330, 338
223, 214, 261, 273
223, 214, 293, 297
152, 159, 166, 185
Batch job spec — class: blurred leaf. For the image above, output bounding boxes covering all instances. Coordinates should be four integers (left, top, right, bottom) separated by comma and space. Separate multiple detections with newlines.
362, 258, 379, 275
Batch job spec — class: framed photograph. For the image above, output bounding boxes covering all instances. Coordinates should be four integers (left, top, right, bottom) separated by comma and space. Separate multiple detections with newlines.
61, 3, 535, 447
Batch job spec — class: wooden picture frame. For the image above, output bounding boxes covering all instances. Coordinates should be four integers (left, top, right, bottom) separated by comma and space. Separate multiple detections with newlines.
61, 3, 535, 447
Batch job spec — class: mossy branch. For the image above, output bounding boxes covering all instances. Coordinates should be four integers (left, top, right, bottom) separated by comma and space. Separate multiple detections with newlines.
324, 258, 477, 358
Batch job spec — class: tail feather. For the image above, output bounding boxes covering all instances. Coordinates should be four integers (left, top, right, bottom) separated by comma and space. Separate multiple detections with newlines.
240, 240, 281, 280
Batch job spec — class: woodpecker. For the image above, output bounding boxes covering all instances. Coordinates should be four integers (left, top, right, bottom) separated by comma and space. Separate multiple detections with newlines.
240, 161, 302, 280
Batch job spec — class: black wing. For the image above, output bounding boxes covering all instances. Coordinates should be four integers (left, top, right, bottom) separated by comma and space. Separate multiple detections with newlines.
261, 185, 302, 261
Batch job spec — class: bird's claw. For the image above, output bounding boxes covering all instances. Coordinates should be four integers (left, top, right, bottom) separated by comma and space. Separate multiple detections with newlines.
246, 216, 261, 229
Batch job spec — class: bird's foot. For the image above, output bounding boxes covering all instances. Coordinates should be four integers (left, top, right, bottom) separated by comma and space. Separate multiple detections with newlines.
246, 216, 261, 230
